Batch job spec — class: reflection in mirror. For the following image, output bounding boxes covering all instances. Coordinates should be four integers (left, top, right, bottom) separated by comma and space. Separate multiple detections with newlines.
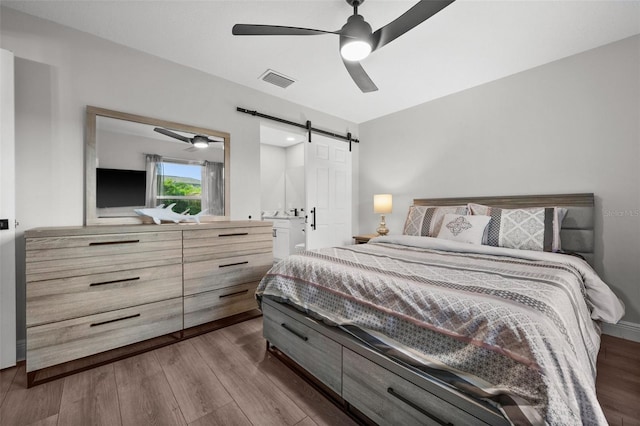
86, 106, 230, 225
259, 122, 306, 218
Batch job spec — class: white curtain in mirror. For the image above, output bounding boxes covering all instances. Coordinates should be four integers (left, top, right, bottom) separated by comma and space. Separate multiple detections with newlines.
203, 161, 224, 216
145, 154, 162, 207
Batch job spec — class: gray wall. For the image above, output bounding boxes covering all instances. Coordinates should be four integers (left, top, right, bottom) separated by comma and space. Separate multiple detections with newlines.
359, 35, 640, 323
1, 7, 358, 348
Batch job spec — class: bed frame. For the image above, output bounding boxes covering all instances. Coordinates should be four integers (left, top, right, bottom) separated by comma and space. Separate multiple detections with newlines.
263, 193, 595, 425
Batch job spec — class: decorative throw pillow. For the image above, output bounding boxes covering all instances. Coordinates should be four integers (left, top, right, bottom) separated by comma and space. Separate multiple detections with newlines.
468, 203, 567, 252
436, 214, 491, 245
403, 205, 469, 237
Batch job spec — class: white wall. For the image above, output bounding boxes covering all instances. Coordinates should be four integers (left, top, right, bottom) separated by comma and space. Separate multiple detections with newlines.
260, 142, 305, 215
285, 142, 305, 212
0, 48, 17, 368
1, 6, 358, 351
260, 144, 286, 213
359, 35, 640, 323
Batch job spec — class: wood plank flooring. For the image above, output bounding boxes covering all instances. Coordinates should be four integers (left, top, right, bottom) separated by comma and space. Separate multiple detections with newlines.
0, 318, 356, 426
597, 334, 640, 426
1, 319, 638, 425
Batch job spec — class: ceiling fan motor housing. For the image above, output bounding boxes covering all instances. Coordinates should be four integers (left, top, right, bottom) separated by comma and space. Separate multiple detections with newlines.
340, 14, 373, 61
341, 14, 372, 40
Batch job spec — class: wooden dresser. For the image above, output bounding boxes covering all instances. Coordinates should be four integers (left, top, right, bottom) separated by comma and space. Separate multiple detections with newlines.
25, 221, 272, 385
182, 225, 273, 328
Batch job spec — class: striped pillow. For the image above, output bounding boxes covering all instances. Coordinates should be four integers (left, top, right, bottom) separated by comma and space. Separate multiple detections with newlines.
468, 203, 567, 252
403, 205, 469, 237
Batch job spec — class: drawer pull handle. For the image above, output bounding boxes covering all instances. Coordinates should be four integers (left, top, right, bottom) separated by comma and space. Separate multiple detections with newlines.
219, 261, 249, 268
219, 289, 249, 299
281, 323, 308, 342
90, 277, 140, 287
90, 313, 140, 328
387, 388, 453, 426
219, 232, 249, 237
89, 239, 140, 246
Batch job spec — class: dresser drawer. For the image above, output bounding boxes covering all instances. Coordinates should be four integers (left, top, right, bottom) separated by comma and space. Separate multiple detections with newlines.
183, 281, 259, 328
183, 252, 272, 295
26, 231, 182, 281
262, 302, 342, 395
183, 226, 272, 263
342, 348, 485, 426
27, 264, 183, 327
27, 298, 183, 372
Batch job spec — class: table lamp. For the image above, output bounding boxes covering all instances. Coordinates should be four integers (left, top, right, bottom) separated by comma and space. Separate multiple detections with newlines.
374, 194, 392, 236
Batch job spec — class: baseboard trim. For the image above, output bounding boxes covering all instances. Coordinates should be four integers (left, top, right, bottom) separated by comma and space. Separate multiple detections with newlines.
601, 320, 640, 343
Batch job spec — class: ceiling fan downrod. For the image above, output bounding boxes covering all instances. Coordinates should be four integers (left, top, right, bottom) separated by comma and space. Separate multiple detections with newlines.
349, 0, 362, 15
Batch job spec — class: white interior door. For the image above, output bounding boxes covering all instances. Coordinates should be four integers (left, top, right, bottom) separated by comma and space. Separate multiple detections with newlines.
305, 134, 352, 250
0, 48, 16, 368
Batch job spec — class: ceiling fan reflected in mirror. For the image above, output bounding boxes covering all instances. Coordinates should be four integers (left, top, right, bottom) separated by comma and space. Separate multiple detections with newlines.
232, 0, 455, 93
153, 127, 222, 149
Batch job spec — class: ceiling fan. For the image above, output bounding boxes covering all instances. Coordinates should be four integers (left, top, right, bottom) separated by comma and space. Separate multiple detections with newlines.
153, 127, 222, 149
232, 0, 455, 93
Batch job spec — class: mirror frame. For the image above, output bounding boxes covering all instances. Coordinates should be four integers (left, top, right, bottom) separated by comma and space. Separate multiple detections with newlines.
85, 105, 231, 225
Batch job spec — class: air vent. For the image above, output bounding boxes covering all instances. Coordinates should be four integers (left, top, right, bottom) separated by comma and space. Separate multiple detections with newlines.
259, 69, 296, 89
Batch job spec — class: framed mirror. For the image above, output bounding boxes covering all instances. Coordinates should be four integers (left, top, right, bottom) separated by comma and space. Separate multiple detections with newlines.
85, 106, 230, 225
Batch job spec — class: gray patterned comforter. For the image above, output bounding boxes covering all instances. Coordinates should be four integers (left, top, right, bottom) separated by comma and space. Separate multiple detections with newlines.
256, 236, 625, 425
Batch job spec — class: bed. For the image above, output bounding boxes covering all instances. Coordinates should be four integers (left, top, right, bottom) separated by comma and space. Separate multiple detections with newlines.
256, 194, 624, 425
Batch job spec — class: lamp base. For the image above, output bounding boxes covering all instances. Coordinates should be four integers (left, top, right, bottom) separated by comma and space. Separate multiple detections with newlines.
376, 214, 389, 236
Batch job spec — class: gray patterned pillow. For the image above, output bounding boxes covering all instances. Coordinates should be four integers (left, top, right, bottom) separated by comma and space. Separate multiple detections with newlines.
468, 203, 567, 252
403, 205, 469, 237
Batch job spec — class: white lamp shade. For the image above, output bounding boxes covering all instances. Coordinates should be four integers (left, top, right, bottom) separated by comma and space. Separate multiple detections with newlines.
374, 194, 392, 214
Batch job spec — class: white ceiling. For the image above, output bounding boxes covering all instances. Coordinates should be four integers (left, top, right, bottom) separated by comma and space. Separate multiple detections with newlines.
4, 0, 640, 124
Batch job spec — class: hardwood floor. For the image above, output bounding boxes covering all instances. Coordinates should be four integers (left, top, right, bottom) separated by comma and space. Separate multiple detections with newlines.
1, 319, 638, 425
0, 318, 356, 426
597, 334, 640, 426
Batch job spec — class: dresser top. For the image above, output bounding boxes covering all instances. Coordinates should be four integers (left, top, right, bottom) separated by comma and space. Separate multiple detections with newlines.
25, 220, 272, 238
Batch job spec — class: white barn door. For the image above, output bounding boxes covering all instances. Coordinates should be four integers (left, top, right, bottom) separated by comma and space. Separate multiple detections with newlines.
0, 48, 16, 368
305, 134, 352, 250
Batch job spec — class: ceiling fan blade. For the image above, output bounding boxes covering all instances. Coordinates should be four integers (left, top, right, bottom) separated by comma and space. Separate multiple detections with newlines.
232, 24, 339, 36
153, 127, 191, 144
370, 0, 455, 51
342, 59, 378, 93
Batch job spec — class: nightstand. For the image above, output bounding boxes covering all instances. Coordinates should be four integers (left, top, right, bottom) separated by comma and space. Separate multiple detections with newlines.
353, 234, 379, 244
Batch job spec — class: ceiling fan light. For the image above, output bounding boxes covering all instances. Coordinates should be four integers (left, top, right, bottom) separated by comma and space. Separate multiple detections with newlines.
192, 136, 210, 148
340, 40, 371, 61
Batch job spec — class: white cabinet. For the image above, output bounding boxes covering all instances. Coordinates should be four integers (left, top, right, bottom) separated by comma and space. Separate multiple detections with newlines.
271, 218, 305, 261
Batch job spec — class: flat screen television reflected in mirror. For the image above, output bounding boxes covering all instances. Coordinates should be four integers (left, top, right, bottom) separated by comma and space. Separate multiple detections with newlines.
96, 168, 146, 208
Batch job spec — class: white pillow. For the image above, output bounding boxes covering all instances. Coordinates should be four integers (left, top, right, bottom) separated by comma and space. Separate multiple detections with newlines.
436, 214, 491, 245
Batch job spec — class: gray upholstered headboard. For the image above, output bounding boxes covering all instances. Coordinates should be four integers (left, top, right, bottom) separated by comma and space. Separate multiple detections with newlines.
413, 193, 595, 264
